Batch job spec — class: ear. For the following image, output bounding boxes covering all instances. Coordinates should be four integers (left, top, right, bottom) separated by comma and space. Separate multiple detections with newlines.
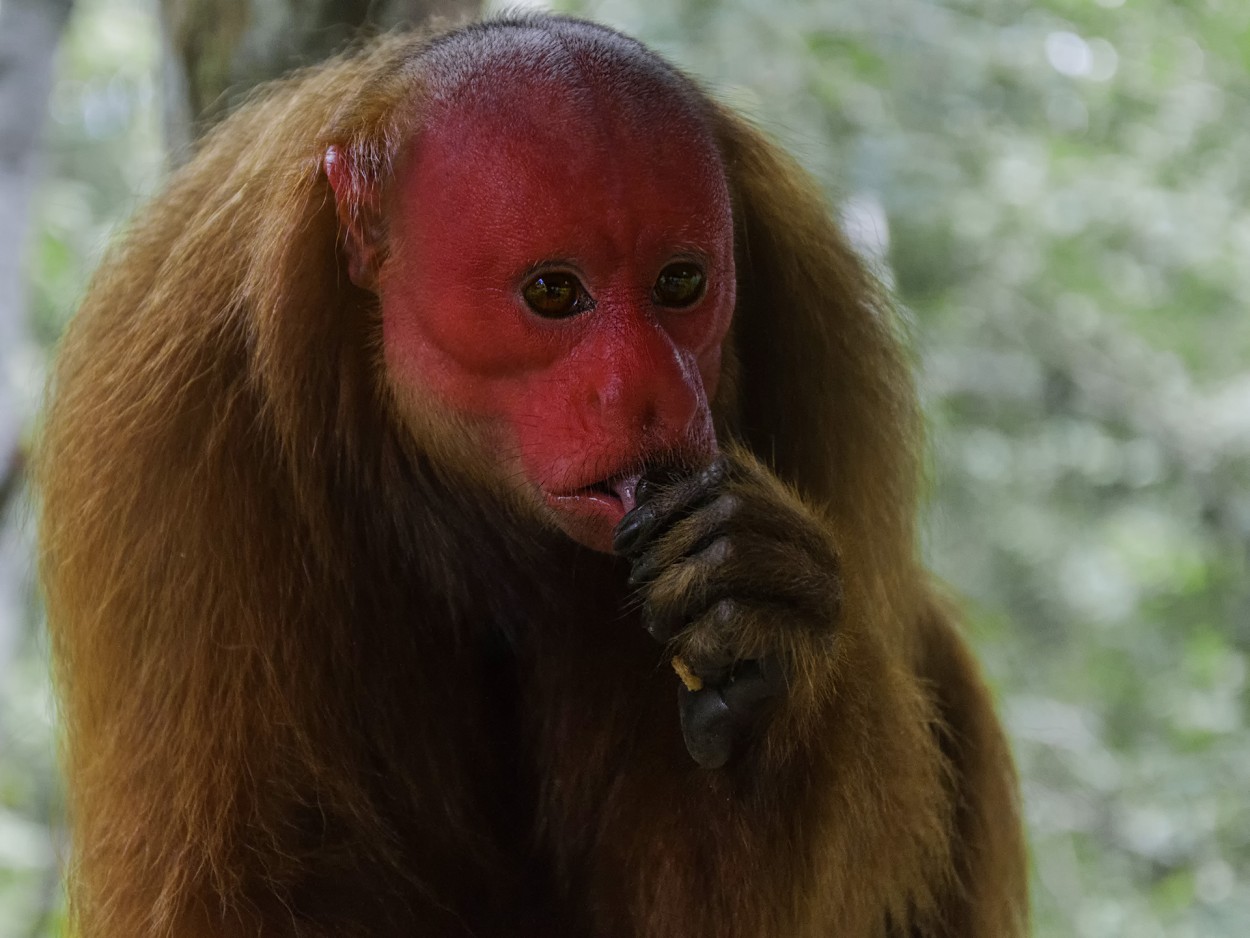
324, 145, 385, 291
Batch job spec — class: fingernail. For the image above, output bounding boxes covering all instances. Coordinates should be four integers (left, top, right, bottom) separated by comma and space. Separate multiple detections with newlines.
613, 512, 646, 554
700, 458, 728, 487
644, 615, 673, 643
627, 552, 659, 587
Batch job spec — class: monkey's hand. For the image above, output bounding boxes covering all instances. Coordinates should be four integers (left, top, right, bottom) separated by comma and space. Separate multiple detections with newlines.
613, 449, 842, 769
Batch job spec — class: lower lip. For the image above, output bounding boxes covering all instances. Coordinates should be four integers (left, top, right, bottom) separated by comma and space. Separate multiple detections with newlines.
545, 490, 627, 552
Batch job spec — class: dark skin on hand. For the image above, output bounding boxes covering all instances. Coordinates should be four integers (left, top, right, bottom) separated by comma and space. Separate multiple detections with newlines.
38, 14, 1028, 938
616, 456, 833, 770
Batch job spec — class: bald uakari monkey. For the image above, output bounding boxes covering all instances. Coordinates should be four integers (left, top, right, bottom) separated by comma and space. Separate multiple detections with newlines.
39, 14, 1028, 938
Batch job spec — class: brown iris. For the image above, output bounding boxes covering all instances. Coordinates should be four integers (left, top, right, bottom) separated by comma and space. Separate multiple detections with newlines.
523, 272, 591, 318
653, 262, 706, 309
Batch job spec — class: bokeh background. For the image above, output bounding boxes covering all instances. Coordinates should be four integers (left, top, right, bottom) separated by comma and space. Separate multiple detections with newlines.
1, 0, 1247, 935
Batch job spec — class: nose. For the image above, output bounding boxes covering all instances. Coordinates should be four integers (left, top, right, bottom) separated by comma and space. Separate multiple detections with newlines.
588, 311, 706, 446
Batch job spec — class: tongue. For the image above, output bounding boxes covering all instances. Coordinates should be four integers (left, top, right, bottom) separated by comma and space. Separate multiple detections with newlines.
608, 473, 643, 514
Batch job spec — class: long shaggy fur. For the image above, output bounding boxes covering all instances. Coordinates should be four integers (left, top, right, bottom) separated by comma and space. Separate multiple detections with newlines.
38, 15, 1027, 937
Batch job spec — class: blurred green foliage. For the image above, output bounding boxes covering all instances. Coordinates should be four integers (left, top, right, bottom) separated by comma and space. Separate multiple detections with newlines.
2, 0, 1247, 935
28, 0, 163, 347
3, 5, 162, 934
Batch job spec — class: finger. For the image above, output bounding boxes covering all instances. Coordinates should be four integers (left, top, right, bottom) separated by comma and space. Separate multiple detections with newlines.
612, 458, 728, 556
642, 534, 821, 642
639, 539, 735, 642
626, 493, 738, 587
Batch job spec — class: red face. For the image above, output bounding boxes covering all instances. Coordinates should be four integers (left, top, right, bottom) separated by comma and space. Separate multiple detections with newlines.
349, 73, 735, 552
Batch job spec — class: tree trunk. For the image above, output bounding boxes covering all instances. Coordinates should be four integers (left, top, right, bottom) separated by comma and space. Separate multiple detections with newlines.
158, 0, 483, 153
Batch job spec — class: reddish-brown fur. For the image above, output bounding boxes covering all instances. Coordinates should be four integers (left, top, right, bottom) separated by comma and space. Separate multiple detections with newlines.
38, 16, 1027, 937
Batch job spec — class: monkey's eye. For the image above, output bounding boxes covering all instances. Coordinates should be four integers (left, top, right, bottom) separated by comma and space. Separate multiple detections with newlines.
653, 262, 706, 309
523, 272, 592, 318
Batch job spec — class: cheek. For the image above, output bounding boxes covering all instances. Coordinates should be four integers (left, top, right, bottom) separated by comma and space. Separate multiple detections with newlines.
380, 248, 569, 418
673, 276, 735, 405
496, 358, 609, 480
382, 298, 582, 482
697, 344, 725, 403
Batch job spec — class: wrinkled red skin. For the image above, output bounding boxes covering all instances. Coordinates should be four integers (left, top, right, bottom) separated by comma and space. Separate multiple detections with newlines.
331, 62, 736, 552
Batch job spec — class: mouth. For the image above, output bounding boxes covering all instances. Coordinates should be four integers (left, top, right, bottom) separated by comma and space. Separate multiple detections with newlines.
574, 471, 642, 514
548, 469, 643, 514
543, 469, 644, 551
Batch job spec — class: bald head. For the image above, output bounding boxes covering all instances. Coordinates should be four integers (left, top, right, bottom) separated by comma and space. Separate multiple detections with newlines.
418, 17, 710, 122
329, 18, 735, 552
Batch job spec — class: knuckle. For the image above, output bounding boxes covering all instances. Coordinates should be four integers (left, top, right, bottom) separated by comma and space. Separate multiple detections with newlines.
711, 597, 739, 628
709, 492, 740, 522
647, 559, 704, 613
702, 535, 734, 567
